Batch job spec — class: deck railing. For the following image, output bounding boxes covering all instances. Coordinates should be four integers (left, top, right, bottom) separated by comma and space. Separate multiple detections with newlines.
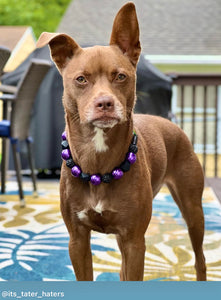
169, 73, 221, 178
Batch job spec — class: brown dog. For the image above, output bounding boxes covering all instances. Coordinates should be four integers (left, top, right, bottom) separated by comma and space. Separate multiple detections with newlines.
37, 2, 206, 281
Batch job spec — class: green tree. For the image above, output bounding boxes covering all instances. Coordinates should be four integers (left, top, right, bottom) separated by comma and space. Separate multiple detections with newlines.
0, 0, 71, 38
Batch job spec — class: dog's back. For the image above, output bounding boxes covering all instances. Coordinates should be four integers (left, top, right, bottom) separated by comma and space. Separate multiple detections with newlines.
134, 114, 204, 195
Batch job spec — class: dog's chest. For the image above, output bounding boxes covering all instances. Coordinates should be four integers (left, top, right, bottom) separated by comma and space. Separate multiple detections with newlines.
76, 201, 119, 234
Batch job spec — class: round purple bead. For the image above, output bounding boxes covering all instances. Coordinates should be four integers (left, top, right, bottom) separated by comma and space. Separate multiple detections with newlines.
127, 152, 136, 164
61, 149, 71, 160
71, 165, 81, 177
62, 131, 67, 140
112, 168, 124, 180
90, 174, 101, 185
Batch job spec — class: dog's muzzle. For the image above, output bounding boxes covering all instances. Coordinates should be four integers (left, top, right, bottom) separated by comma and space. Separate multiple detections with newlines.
87, 95, 124, 128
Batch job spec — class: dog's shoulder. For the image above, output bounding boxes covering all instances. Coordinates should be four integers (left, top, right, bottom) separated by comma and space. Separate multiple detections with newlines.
133, 113, 189, 149
134, 113, 179, 134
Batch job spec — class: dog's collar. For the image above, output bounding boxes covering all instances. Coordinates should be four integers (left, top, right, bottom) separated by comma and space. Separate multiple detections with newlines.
61, 131, 138, 185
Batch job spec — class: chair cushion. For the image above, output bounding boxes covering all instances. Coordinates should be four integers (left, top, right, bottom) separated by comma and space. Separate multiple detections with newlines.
0, 120, 11, 137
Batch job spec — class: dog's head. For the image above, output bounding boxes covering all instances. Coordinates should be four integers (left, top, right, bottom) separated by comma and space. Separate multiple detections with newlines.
36, 2, 141, 129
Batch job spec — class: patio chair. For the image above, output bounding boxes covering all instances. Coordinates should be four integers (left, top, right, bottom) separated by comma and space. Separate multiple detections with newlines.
0, 46, 11, 76
0, 58, 51, 206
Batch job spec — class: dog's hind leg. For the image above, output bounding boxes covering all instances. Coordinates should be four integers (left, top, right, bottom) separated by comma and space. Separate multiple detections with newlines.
166, 156, 206, 281
116, 236, 126, 280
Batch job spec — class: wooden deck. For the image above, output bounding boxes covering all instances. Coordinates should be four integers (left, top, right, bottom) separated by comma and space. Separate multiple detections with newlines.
205, 178, 221, 204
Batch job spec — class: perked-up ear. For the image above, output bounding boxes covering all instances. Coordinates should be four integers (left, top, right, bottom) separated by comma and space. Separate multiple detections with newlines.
36, 32, 81, 73
110, 2, 141, 66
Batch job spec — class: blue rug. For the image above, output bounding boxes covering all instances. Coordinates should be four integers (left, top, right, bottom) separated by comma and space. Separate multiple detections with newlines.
0, 182, 221, 281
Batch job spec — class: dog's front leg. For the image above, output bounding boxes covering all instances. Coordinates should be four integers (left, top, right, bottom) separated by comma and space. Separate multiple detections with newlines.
69, 225, 93, 281
117, 234, 146, 281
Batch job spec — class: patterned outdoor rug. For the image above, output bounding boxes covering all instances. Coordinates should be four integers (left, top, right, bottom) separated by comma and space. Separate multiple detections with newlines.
0, 181, 221, 281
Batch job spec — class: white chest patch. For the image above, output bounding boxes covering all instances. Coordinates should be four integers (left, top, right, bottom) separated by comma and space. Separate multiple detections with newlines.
76, 202, 104, 221
94, 201, 104, 214
92, 127, 109, 152
76, 209, 87, 221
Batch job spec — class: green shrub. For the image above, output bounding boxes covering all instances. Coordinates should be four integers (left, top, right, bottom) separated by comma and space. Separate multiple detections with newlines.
0, 0, 71, 38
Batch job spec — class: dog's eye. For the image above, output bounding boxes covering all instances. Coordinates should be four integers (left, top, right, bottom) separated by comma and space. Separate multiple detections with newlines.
116, 73, 126, 81
76, 76, 87, 84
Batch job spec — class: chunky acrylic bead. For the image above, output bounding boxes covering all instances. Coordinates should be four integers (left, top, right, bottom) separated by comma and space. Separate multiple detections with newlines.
61, 140, 69, 149
112, 168, 124, 179
61, 149, 71, 160
129, 144, 138, 154
127, 152, 136, 164
132, 134, 138, 145
120, 160, 130, 172
102, 173, 113, 183
80, 172, 91, 182
71, 165, 81, 177
61, 131, 67, 140
90, 174, 101, 185
66, 158, 75, 169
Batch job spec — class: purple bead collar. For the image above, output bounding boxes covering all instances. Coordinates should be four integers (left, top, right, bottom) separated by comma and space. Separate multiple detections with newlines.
61, 131, 138, 186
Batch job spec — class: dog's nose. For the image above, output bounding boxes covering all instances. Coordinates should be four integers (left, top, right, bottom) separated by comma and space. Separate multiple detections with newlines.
94, 96, 114, 112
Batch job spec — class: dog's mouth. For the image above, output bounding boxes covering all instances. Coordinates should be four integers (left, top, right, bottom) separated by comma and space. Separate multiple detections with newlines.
92, 117, 120, 129
84, 98, 125, 129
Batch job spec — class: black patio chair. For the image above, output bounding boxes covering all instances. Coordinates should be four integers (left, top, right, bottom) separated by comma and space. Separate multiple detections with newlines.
0, 46, 11, 76
0, 58, 51, 206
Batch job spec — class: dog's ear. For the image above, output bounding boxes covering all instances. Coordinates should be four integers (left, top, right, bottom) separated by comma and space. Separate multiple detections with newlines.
36, 32, 81, 73
110, 2, 141, 66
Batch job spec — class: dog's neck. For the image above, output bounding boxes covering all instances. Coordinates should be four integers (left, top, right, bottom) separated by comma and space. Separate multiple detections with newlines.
65, 111, 134, 175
